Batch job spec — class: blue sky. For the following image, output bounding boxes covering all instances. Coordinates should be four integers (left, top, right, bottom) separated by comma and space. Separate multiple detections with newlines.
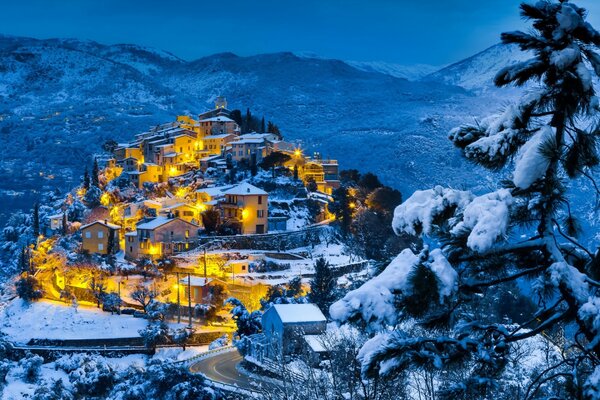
1, 0, 599, 65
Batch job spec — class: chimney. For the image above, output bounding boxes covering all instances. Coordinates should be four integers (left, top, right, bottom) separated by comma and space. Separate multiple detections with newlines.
104, 219, 108, 225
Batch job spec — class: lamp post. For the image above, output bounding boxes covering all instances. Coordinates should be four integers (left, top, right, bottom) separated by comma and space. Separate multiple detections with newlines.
176, 272, 181, 324
187, 273, 192, 329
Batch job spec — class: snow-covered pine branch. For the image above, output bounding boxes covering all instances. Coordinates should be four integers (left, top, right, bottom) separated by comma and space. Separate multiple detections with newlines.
330, 1, 600, 395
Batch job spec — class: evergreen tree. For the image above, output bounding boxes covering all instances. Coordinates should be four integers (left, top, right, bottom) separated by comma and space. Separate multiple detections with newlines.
62, 212, 68, 235
330, 186, 352, 233
250, 152, 258, 177
18, 246, 28, 273
91, 158, 99, 188
16, 275, 43, 302
244, 108, 252, 133
32, 202, 40, 239
261, 116, 265, 132
230, 109, 243, 127
309, 257, 336, 315
267, 121, 282, 140
293, 164, 299, 181
331, 1, 600, 394
260, 151, 291, 178
201, 209, 220, 234
83, 167, 90, 190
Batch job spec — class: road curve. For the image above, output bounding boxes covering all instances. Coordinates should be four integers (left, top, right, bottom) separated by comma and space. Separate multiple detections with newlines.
190, 349, 257, 392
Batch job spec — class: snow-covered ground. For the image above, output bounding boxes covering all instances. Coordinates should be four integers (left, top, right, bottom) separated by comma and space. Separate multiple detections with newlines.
1, 345, 210, 399
0, 299, 185, 343
176, 241, 364, 285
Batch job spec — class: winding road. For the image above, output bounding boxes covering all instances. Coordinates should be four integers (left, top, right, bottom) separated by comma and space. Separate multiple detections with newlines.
189, 349, 258, 392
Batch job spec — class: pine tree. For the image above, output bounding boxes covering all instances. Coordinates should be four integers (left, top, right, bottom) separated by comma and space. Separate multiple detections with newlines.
261, 116, 265, 133
62, 212, 68, 235
244, 108, 252, 133
83, 167, 90, 190
32, 202, 40, 239
331, 1, 600, 393
250, 153, 258, 177
293, 164, 299, 181
309, 257, 336, 315
18, 246, 28, 273
91, 158, 99, 188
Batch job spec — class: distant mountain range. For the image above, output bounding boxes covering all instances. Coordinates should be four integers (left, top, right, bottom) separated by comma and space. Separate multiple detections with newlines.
0, 34, 534, 224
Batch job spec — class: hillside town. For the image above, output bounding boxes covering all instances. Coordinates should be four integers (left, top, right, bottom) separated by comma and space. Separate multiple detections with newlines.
1, 97, 408, 397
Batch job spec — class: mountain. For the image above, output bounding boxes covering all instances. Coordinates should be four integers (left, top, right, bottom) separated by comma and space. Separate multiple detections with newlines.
345, 60, 440, 81
0, 35, 547, 226
423, 43, 532, 91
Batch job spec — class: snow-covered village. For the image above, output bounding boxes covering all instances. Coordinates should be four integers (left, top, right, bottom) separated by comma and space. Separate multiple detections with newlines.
2, 0, 600, 399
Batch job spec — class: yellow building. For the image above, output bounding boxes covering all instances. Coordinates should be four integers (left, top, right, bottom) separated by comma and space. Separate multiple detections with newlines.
200, 133, 235, 156
127, 163, 164, 188
125, 216, 199, 260
81, 220, 121, 255
221, 183, 268, 234
160, 203, 204, 226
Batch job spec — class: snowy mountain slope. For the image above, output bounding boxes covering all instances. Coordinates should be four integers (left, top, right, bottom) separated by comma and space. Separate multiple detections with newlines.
423, 43, 532, 91
346, 60, 440, 81
0, 35, 568, 226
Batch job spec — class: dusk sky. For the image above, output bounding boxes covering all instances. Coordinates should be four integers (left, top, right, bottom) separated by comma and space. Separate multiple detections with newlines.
2, 0, 600, 66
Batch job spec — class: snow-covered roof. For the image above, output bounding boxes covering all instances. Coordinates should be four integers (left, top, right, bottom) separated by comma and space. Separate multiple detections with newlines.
47, 213, 64, 219
196, 186, 232, 197
223, 182, 267, 196
304, 335, 327, 352
179, 276, 213, 287
125, 232, 137, 237
163, 152, 178, 157
80, 220, 121, 230
136, 216, 174, 230
199, 116, 234, 123
232, 138, 264, 145
271, 304, 326, 324
204, 133, 234, 140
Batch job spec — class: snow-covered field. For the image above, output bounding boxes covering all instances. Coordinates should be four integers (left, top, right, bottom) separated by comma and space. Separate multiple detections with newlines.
1, 299, 150, 342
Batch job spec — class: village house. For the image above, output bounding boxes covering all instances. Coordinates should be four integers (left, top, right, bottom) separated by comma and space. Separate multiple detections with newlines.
159, 202, 204, 225
195, 185, 232, 207
221, 182, 269, 234
229, 133, 277, 163
124, 216, 199, 260
46, 213, 65, 236
256, 303, 327, 358
177, 276, 226, 304
81, 220, 121, 255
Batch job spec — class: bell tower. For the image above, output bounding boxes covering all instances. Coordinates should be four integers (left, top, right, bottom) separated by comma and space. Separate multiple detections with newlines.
215, 96, 227, 110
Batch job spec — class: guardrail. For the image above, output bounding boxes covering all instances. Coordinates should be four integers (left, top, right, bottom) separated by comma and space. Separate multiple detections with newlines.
174, 345, 236, 365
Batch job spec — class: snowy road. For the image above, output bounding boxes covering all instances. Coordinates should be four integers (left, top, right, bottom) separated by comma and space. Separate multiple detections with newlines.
189, 348, 257, 392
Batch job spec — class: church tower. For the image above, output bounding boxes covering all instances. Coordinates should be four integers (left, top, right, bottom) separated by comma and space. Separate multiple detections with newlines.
215, 96, 227, 110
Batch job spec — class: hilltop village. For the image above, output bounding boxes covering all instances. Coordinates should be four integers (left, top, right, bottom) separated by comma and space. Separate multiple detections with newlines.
0, 96, 411, 398
1, 96, 406, 357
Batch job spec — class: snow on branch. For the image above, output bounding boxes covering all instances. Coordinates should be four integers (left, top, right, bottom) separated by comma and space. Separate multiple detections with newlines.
330, 248, 457, 331
512, 126, 553, 189
451, 189, 513, 253
392, 186, 472, 236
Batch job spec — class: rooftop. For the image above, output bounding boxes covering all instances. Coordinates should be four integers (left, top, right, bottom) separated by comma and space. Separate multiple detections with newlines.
270, 303, 326, 324
223, 182, 268, 196
80, 220, 121, 230
136, 216, 174, 230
